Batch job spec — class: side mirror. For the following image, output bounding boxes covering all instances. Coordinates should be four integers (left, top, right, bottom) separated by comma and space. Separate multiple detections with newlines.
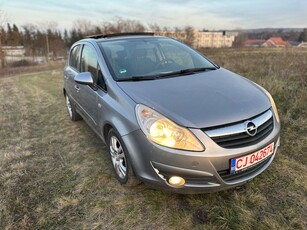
74, 72, 94, 85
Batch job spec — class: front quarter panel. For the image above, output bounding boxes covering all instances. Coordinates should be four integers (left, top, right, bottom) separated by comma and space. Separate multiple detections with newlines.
96, 77, 140, 141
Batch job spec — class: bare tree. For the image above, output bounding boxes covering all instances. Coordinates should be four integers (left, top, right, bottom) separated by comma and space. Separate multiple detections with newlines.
72, 19, 94, 35
22, 23, 37, 60
0, 9, 9, 67
99, 17, 146, 34
38, 21, 59, 62
115, 18, 145, 32
174, 26, 183, 33
149, 23, 161, 32
185, 26, 197, 47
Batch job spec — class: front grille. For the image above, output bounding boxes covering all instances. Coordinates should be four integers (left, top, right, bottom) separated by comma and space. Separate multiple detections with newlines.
212, 117, 273, 148
204, 109, 274, 148
218, 155, 272, 182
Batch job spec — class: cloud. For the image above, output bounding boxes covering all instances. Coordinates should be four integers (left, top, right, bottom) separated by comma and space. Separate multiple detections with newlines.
2, 0, 307, 30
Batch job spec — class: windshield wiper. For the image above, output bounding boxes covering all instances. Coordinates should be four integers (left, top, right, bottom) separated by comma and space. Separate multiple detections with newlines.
154, 67, 217, 79
180, 67, 217, 74
116, 75, 157, 81
116, 67, 217, 81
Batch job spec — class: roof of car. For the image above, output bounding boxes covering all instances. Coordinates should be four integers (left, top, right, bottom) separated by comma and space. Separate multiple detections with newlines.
86, 32, 155, 40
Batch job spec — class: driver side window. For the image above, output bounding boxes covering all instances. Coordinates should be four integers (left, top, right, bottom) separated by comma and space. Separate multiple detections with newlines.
81, 45, 98, 83
81, 45, 106, 90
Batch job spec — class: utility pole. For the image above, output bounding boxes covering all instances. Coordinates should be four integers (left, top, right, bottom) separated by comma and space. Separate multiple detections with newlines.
45, 33, 49, 62
0, 36, 4, 68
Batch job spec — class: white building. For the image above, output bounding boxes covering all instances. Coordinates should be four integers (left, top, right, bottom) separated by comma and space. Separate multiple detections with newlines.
196, 31, 238, 48
298, 42, 307, 48
2, 46, 26, 56
155, 29, 238, 48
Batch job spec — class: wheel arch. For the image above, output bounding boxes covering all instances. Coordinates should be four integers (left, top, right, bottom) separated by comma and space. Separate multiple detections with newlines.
63, 88, 66, 97
102, 123, 113, 142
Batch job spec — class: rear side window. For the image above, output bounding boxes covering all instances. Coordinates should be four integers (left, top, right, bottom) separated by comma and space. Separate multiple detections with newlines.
69, 45, 81, 70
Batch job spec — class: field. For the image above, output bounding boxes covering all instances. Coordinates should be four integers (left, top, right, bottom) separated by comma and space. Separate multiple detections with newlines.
0, 48, 306, 229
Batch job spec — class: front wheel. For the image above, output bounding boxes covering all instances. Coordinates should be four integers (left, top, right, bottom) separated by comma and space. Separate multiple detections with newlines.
107, 129, 141, 187
65, 95, 82, 121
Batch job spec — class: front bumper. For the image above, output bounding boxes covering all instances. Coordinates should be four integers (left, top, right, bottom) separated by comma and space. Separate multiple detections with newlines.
122, 115, 281, 194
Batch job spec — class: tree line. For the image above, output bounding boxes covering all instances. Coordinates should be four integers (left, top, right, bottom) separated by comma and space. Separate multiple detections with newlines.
0, 18, 200, 67
0, 17, 307, 67
0, 18, 149, 66
0, 19, 167, 60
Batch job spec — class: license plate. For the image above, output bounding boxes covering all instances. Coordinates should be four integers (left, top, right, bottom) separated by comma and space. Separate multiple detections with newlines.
230, 142, 275, 173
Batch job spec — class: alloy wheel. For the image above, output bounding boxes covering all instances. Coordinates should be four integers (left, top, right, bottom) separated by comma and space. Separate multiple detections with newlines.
109, 135, 127, 179
66, 95, 73, 118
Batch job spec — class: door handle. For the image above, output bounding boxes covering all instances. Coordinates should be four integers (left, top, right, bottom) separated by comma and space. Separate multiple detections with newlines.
74, 85, 80, 92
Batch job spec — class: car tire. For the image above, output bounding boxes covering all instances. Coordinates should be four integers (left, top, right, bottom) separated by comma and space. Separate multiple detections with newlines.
65, 94, 82, 121
107, 128, 141, 187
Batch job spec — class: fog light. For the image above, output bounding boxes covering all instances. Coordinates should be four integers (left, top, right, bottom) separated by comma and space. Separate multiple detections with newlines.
168, 176, 185, 187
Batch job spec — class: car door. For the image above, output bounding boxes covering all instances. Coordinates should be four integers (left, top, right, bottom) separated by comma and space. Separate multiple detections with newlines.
64, 44, 82, 103
75, 43, 103, 129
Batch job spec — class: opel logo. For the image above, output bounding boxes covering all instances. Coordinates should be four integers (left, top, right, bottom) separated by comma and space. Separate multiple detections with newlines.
245, 121, 257, 136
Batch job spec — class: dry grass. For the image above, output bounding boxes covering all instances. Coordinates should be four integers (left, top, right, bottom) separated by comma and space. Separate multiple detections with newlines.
0, 61, 65, 78
0, 48, 306, 229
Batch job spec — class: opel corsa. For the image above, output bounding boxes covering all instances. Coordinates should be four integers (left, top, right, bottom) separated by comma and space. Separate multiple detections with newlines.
63, 33, 280, 193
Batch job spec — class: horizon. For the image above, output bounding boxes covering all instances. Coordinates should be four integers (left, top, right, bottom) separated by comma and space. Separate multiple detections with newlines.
1, 0, 307, 31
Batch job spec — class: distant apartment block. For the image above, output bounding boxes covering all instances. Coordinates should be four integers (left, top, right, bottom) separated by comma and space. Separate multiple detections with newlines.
156, 31, 187, 42
195, 31, 238, 48
156, 29, 238, 48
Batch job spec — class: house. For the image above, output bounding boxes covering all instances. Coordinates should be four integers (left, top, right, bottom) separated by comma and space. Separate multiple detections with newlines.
262, 37, 289, 47
243, 39, 265, 47
298, 42, 307, 48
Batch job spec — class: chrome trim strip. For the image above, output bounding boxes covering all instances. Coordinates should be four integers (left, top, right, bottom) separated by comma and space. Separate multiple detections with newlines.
205, 110, 272, 138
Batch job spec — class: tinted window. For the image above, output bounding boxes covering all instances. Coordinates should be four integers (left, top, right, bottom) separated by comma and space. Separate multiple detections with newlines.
159, 42, 193, 68
69, 45, 81, 70
80, 45, 106, 89
81, 45, 98, 83
99, 38, 216, 80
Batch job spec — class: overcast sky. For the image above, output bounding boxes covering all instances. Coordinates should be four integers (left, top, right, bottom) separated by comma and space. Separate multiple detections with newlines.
1, 0, 307, 30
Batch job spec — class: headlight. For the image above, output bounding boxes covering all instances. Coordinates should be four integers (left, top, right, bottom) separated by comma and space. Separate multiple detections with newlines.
135, 104, 204, 151
268, 93, 280, 123
256, 84, 280, 123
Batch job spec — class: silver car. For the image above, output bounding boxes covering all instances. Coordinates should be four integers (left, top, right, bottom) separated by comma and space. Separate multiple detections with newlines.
63, 33, 280, 193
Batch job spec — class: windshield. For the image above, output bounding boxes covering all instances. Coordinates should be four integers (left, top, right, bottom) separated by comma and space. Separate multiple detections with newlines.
99, 37, 217, 81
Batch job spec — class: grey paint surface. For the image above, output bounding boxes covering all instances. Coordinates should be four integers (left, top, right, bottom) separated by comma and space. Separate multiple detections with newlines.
117, 68, 271, 128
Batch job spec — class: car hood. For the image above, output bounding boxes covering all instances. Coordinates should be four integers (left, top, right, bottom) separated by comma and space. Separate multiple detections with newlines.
117, 68, 271, 128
